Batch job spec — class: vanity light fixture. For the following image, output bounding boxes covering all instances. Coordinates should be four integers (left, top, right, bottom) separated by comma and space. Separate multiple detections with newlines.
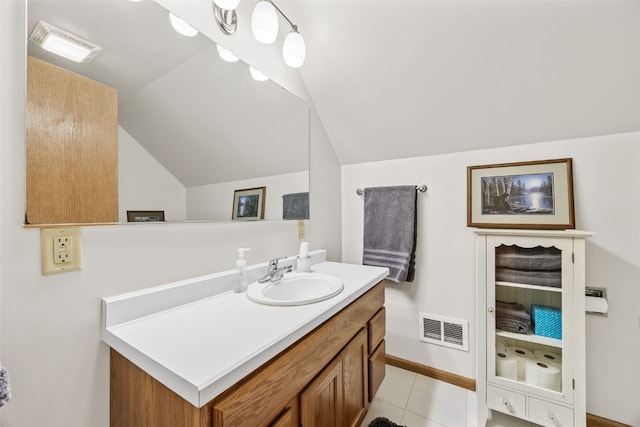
212, 0, 240, 36
249, 66, 269, 82
169, 13, 199, 37
251, 0, 306, 68
28, 21, 101, 63
216, 44, 239, 63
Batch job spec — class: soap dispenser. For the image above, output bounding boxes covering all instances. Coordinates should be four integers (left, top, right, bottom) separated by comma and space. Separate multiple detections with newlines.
234, 248, 251, 293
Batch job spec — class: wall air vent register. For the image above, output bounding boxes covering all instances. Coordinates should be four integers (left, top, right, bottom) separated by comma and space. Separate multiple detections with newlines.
419, 312, 469, 351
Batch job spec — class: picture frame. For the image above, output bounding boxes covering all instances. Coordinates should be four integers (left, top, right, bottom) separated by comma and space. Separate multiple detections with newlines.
126, 210, 165, 222
232, 187, 266, 221
467, 158, 575, 229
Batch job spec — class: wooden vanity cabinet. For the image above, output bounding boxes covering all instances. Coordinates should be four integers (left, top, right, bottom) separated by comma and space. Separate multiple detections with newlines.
110, 281, 385, 427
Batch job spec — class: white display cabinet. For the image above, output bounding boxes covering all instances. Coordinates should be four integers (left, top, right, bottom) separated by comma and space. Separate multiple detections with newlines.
475, 229, 593, 427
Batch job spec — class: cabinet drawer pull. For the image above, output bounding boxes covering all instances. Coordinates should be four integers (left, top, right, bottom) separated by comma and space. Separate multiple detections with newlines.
488, 306, 495, 314
547, 411, 560, 426
501, 397, 514, 413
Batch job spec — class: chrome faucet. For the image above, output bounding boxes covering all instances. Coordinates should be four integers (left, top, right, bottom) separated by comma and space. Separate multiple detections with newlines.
258, 257, 293, 283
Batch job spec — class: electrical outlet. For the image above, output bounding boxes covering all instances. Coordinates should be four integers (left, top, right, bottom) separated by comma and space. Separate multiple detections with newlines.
41, 228, 82, 275
53, 236, 72, 264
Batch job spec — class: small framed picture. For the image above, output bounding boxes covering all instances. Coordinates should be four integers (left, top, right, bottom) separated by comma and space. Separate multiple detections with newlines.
126, 210, 165, 222
467, 158, 575, 229
232, 187, 266, 221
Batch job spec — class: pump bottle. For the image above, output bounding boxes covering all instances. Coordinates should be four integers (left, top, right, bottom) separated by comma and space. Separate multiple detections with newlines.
234, 248, 251, 293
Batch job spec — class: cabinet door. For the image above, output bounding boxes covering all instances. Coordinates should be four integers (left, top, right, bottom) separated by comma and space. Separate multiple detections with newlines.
486, 235, 574, 404
300, 357, 344, 427
342, 328, 369, 427
26, 56, 118, 224
368, 340, 386, 401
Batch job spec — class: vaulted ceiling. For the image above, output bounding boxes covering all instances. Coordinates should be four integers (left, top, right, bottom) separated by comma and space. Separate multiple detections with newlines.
27, 0, 640, 181
282, 0, 640, 164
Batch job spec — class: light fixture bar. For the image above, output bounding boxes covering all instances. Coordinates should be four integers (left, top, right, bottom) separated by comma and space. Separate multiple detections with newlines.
268, 0, 296, 29
29, 21, 101, 63
252, 0, 305, 67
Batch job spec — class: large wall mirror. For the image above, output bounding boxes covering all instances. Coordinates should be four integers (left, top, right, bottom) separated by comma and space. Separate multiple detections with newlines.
26, 0, 309, 224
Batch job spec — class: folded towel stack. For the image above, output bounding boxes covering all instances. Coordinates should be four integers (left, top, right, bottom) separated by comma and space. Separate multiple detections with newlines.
495, 245, 562, 288
496, 300, 531, 334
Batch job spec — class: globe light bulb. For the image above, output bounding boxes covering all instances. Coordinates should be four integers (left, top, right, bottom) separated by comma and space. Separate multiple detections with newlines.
283, 30, 305, 68
213, 0, 240, 10
249, 66, 269, 82
216, 44, 239, 62
169, 13, 198, 37
251, 0, 278, 44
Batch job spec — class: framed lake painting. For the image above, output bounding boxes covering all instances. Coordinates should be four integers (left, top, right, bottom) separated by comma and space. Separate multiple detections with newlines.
467, 158, 575, 229
232, 186, 266, 221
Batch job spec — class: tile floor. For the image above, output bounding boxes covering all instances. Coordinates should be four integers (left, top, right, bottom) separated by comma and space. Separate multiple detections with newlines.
361, 365, 536, 427
361, 365, 477, 427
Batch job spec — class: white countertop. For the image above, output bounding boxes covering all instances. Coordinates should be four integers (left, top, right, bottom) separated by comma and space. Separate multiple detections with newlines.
102, 256, 388, 407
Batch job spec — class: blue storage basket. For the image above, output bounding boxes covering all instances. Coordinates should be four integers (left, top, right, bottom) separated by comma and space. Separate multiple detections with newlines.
531, 304, 562, 339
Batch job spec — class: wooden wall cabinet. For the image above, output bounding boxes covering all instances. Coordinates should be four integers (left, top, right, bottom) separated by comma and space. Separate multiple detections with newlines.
26, 56, 118, 224
475, 229, 592, 427
110, 282, 386, 427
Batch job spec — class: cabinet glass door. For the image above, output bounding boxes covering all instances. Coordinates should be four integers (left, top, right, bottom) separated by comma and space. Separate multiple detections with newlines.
486, 236, 574, 403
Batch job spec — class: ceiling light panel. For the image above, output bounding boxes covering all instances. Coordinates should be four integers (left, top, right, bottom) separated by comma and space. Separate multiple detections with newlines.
29, 21, 101, 63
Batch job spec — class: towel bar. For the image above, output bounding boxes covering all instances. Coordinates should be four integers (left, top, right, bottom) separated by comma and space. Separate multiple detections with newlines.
356, 185, 427, 196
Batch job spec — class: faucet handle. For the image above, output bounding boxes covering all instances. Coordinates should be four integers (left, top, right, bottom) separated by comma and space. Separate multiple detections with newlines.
268, 257, 285, 268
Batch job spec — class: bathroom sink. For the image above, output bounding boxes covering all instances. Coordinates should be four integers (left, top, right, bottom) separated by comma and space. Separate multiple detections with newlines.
247, 272, 344, 306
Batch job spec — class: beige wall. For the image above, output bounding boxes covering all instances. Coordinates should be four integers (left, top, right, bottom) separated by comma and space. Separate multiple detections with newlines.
0, 1, 341, 426
342, 132, 640, 425
118, 126, 188, 222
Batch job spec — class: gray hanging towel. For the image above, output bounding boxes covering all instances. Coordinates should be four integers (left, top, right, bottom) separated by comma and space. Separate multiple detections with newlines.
0, 365, 11, 407
282, 192, 309, 220
363, 186, 417, 282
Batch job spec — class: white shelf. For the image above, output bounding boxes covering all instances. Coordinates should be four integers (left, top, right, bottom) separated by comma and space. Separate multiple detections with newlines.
496, 329, 562, 348
495, 281, 562, 293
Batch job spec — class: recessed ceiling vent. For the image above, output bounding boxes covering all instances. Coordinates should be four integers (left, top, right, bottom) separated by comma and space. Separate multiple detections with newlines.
419, 312, 469, 351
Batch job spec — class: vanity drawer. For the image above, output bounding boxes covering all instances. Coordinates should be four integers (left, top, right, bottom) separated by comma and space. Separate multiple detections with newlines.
368, 307, 385, 353
487, 385, 526, 418
368, 340, 386, 400
269, 397, 299, 427
528, 397, 573, 427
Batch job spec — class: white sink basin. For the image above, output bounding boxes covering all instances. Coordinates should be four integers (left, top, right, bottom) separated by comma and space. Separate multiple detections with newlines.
247, 272, 344, 306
